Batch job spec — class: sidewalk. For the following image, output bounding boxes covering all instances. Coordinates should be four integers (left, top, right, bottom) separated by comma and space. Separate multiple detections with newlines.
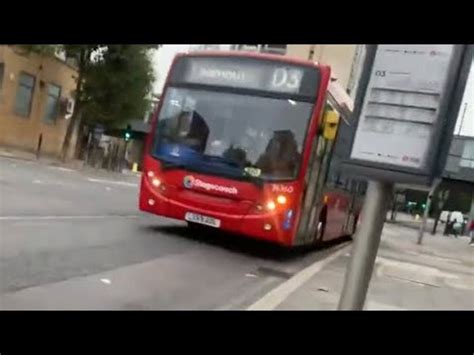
0, 146, 84, 170
0, 146, 141, 178
386, 211, 437, 232
273, 223, 474, 310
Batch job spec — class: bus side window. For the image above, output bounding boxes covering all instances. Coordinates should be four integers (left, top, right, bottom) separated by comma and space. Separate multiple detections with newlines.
358, 181, 368, 195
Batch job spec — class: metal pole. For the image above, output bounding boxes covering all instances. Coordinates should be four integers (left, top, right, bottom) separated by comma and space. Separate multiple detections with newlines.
468, 192, 474, 243
84, 132, 91, 166
338, 180, 393, 310
417, 179, 440, 245
36, 133, 43, 160
122, 140, 129, 172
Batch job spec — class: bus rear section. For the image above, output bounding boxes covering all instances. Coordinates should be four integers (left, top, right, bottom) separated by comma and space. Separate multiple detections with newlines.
139, 52, 356, 247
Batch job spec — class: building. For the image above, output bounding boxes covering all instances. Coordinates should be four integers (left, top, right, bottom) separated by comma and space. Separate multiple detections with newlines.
286, 45, 360, 93
443, 54, 474, 218
0, 46, 79, 158
445, 54, 474, 181
219, 45, 359, 92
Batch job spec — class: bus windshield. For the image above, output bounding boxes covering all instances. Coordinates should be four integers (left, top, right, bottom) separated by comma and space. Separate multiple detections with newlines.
152, 87, 314, 181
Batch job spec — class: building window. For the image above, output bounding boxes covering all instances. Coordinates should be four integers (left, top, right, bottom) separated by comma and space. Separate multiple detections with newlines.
238, 44, 260, 51
460, 140, 474, 169
0, 63, 4, 91
43, 83, 61, 123
261, 45, 287, 55
14, 72, 36, 118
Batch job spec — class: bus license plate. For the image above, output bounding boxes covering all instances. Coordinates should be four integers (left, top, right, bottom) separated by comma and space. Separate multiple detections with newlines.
185, 212, 221, 228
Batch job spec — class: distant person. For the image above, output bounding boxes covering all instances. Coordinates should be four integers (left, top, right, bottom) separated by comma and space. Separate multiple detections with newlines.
443, 212, 452, 236
452, 220, 462, 238
444, 211, 464, 238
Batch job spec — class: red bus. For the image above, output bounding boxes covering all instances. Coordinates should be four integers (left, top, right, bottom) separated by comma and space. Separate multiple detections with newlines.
139, 51, 365, 247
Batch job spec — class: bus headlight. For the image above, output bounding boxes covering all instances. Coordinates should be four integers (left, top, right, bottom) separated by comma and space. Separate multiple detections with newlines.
266, 200, 276, 211
152, 178, 161, 187
276, 195, 287, 205
147, 171, 154, 178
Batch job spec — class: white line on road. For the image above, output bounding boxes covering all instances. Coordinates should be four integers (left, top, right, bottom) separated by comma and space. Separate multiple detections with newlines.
247, 243, 351, 311
0, 215, 140, 221
86, 178, 138, 187
50, 166, 76, 172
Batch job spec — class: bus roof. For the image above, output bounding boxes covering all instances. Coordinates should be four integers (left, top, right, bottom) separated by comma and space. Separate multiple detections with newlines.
177, 50, 325, 70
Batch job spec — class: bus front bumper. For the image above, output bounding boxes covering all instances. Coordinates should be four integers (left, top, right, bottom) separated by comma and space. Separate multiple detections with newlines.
139, 178, 295, 247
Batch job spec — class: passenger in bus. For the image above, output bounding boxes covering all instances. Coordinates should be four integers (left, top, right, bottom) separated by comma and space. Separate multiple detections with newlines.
256, 130, 300, 178
223, 145, 250, 167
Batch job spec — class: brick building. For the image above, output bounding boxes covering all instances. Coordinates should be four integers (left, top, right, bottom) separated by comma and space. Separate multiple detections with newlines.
0, 46, 79, 158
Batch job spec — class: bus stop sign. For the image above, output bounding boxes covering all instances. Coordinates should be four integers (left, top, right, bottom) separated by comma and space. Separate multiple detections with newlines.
344, 45, 472, 186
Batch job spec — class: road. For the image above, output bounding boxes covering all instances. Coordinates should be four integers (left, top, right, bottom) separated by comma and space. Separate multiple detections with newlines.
0, 156, 347, 310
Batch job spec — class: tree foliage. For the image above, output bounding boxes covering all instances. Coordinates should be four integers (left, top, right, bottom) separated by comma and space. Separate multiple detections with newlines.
81, 45, 155, 127
17, 44, 157, 160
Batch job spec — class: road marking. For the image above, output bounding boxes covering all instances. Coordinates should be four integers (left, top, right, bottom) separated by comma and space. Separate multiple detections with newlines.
247, 243, 351, 311
366, 300, 406, 311
0, 215, 140, 221
100, 278, 112, 285
50, 166, 75, 172
86, 178, 138, 187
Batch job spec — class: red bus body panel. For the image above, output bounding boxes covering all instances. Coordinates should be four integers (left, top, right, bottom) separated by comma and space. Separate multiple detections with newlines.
139, 155, 304, 246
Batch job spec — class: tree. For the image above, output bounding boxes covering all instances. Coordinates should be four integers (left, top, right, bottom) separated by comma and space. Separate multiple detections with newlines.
80, 45, 155, 128
17, 45, 157, 161
60, 45, 100, 161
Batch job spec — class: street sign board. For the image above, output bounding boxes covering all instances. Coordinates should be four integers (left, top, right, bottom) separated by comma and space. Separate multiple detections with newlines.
343, 45, 472, 186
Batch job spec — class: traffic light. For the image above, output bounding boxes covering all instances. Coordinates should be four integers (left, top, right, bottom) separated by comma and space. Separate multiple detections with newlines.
124, 124, 132, 142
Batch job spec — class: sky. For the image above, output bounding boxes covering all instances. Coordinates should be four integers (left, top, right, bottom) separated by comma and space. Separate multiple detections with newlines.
151, 45, 233, 95
152, 45, 193, 94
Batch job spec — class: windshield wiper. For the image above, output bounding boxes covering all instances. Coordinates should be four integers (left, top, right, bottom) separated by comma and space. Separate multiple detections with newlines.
243, 174, 264, 188
161, 161, 187, 171
201, 155, 240, 167
155, 154, 264, 188
154, 155, 188, 171
201, 155, 264, 188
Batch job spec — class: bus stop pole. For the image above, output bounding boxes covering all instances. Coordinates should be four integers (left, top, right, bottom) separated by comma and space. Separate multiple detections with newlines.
338, 180, 393, 310
417, 179, 441, 245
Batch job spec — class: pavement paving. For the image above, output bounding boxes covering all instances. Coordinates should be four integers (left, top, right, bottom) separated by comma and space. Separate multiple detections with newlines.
0, 155, 343, 310
248, 223, 474, 310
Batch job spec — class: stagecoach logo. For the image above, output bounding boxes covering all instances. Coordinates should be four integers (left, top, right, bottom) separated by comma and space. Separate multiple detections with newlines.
183, 175, 238, 195
183, 175, 195, 189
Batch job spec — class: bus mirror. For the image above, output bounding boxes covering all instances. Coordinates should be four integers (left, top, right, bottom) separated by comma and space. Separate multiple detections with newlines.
323, 111, 340, 141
